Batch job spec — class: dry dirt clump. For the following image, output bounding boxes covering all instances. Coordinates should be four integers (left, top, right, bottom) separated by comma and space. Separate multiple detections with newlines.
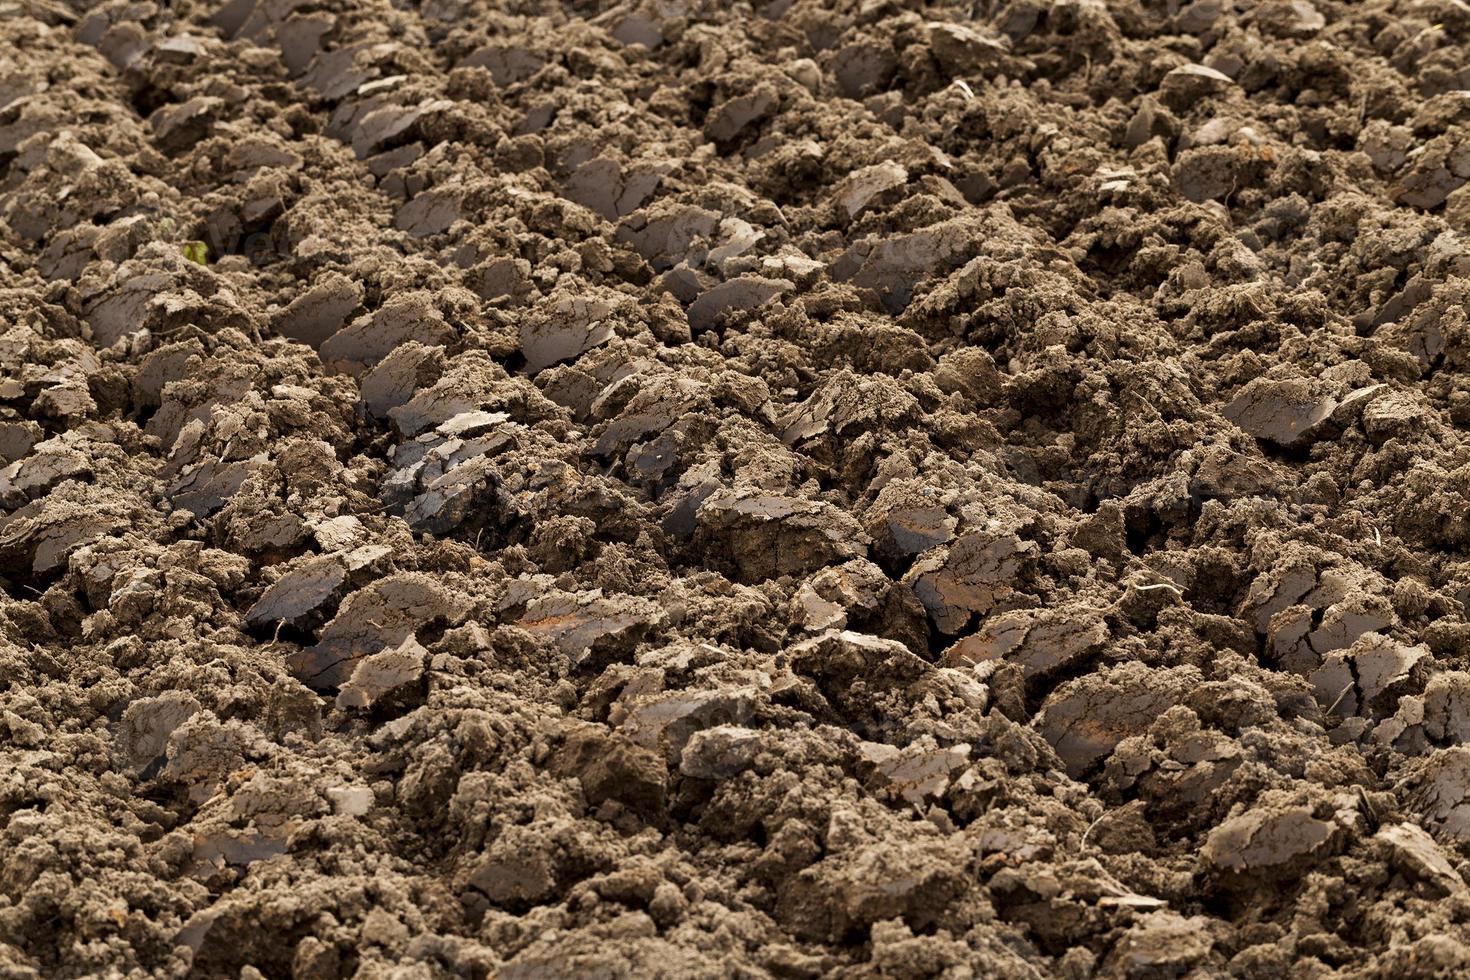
9, 0, 1470, 976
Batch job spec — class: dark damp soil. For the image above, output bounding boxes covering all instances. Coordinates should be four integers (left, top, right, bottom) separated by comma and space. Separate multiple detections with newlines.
6, 0, 1470, 977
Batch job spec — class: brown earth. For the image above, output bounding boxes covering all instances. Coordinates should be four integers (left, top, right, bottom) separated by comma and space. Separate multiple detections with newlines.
4, 0, 1470, 976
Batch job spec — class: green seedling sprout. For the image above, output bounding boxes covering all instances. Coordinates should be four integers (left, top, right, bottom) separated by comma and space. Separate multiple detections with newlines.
182, 241, 208, 266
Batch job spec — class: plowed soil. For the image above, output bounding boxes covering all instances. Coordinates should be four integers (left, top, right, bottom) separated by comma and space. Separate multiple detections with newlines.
6, 0, 1470, 977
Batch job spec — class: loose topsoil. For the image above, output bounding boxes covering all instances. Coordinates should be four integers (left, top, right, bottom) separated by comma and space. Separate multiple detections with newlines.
5, 0, 1470, 976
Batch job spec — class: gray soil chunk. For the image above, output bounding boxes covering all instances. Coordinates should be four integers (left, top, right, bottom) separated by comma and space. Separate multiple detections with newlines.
707, 217, 764, 273
459, 44, 544, 86
189, 831, 287, 874
1360, 121, 1413, 174
860, 741, 970, 806
468, 825, 562, 908
1375, 823, 1465, 893
1202, 805, 1340, 879
82, 250, 251, 346
594, 376, 707, 457
516, 590, 667, 668
1447, 183, 1470, 226
149, 97, 224, 154
705, 85, 777, 145
1039, 663, 1197, 777
297, 44, 376, 100
272, 273, 363, 349
1174, 146, 1245, 202
278, 13, 334, 75
679, 725, 763, 779
134, 340, 205, 407
1308, 633, 1428, 720
552, 724, 667, 819
562, 157, 663, 220
245, 556, 347, 627
926, 22, 1010, 74
115, 692, 201, 774
380, 416, 513, 532
1222, 377, 1336, 448
832, 41, 896, 99
394, 186, 463, 237
833, 161, 908, 222
790, 558, 899, 633
387, 355, 546, 438
1240, 556, 1318, 633
350, 100, 437, 159
326, 786, 374, 817
1107, 912, 1217, 977
359, 342, 446, 417
789, 630, 932, 687
466, 256, 533, 303
1420, 673, 1470, 744
788, 630, 932, 734
612, 13, 662, 49
318, 292, 455, 375
366, 141, 423, 178
1409, 748, 1470, 841
226, 135, 304, 173
1189, 443, 1283, 501
0, 420, 41, 464
84, 271, 171, 345
694, 487, 869, 582
1394, 138, 1470, 209
686, 276, 793, 333
1124, 96, 1179, 149
620, 686, 760, 763
1304, 598, 1394, 662
944, 605, 1107, 680
1257, 0, 1326, 36
0, 435, 91, 504
399, 455, 497, 533
335, 634, 427, 710
1253, 561, 1397, 675
878, 504, 957, 557
0, 485, 141, 573
1362, 391, 1429, 442
617, 203, 720, 270
836, 220, 973, 313
1176, 1, 1229, 33
166, 458, 258, 517
289, 574, 470, 689
904, 529, 1036, 634
519, 294, 615, 373
777, 837, 972, 943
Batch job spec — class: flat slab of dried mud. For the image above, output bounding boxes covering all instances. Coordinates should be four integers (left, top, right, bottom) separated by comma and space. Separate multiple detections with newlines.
5, 0, 1470, 977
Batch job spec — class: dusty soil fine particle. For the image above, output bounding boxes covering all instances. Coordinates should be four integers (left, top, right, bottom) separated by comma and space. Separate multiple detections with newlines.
8, 2, 1470, 978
